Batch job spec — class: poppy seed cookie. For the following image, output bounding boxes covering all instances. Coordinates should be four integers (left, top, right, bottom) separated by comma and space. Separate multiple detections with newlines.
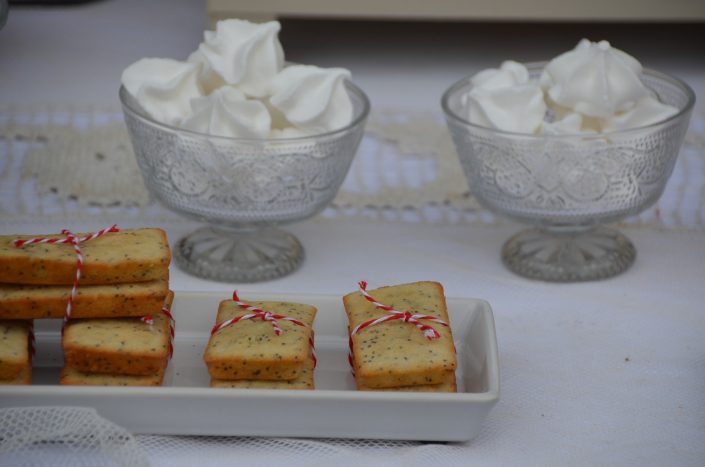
210, 352, 315, 389
204, 300, 316, 381
62, 291, 174, 376
0, 228, 170, 285
0, 320, 31, 381
343, 281, 457, 389
0, 278, 169, 319
60, 366, 165, 386
356, 370, 457, 392
0, 366, 31, 385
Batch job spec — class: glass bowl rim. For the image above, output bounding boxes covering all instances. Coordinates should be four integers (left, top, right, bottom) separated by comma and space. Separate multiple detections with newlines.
119, 80, 371, 143
440, 61, 696, 139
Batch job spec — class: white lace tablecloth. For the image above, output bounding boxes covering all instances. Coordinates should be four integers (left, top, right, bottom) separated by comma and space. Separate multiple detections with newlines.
2, 1, 705, 465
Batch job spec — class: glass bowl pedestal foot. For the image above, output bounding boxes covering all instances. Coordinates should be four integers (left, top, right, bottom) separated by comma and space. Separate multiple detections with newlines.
501, 225, 636, 282
174, 226, 304, 283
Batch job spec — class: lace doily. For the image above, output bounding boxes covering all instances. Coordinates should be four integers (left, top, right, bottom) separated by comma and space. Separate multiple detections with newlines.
1, 104, 704, 229
0, 406, 148, 467
0, 406, 476, 467
139, 435, 465, 467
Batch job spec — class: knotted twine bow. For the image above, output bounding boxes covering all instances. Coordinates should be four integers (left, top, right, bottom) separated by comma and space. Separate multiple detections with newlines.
211, 291, 316, 367
348, 280, 449, 370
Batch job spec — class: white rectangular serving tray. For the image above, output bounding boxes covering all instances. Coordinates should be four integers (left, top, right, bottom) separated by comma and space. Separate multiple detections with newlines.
0, 291, 500, 442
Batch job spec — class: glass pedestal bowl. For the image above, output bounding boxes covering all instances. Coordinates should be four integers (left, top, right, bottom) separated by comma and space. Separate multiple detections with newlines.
442, 65, 695, 282
121, 83, 369, 283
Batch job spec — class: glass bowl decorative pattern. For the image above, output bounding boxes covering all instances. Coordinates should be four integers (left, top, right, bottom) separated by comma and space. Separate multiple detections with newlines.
121, 83, 369, 282
442, 64, 694, 282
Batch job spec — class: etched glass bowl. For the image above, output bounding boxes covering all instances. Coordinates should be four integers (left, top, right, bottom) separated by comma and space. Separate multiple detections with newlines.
442, 64, 695, 282
121, 83, 369, 282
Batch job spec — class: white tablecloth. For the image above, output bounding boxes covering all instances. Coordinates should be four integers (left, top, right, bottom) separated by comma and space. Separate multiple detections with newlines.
1, 1, 705, 465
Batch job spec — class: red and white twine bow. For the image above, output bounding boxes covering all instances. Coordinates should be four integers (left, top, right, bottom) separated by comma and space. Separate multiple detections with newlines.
14, 225, 120, 330
211, 291, 316, 367
348, 281, 449, 369
141, 305, 176, 359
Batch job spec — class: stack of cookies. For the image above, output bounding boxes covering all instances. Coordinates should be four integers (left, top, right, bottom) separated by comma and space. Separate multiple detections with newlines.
344, 281, 458, 392
204, 298, 317, 390
0, 228, 172, 386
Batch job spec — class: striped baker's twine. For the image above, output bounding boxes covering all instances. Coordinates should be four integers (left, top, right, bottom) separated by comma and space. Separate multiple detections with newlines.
348, 280, 449, 370
141, 305, 176, 359
13, 225, 120, 332
210, 291, 316, 367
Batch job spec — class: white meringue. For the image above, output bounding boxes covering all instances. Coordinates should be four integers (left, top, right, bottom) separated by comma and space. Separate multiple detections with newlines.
466, 83, 547, 134
121, 58, 203, 125
603, 96, 679, 132
198, 19, 284, 98
464, 60, 545, 133
540, 39, 649, 118
182, 86, 271, 139
458, 39, 680, 136
187, 50, 226, 95
260, 97, 293, 130
123, 20, 363, 138
541, 113, 597, 135
471, 60, 529, 90
269, 65, 354, 133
